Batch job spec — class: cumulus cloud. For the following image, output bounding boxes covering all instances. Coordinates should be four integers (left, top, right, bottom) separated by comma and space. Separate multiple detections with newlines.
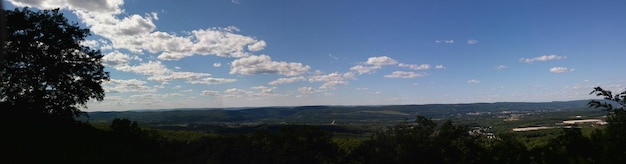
103, 79, 156, 93
114, 61, 237, 85
319, 81, 348, 90
467, 39, 479, 45
398, 63, 430, 70
268, 76, 306, 85
102, 51, 131, 66
520, 55, 566, 63
350, 65, 381, 74
366, 56, 398, 66
8, 0, 124, 14
213, 62, 222, 67
550, 67, 575, 73
247, 40, 266, 51
251, 86, 276, 94
224, 88, 248, 98
156, 27, 265, 60
467, 79, 480, 84
384, 71, 425, 79
80, 39, 99, 48
10, 0, 267, 60
435, 65, 446, 69
230, 55, 310, 76
349, 56, 400, 74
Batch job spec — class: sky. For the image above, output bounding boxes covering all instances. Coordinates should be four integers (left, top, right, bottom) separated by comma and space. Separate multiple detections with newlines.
4, 0, 626, 111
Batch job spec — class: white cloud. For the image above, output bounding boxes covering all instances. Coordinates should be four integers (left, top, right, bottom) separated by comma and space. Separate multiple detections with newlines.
550, 67, 575, 73
230, 55, 310, 76
103, 79, 156, 93
247, 40, 266, 51
188, 77, 238, 85
213, 62, 222, 67
398, 63, 430, 70
357, 88, 369, 91
467, 39, 479, 45
435, 40, 454, 44
319, 81, 348, 90
80, 39, 99, 48
102, 51, 130, 66
156, 27, 264, 60
350, 65, 381, 74
496, 65, 508, 70
8, 0, 124, 14
13, 0, 266, 60
435, 65, 446, 69
268, 76, 306, 85
200, 90, 220, 96
117, 61, 170, 75
298, 87, 315, 94
114, 61, 237, 85
308, 72, 354, 90
366, 56, 398, 66
328, 54, 338, 60
308, 72, 353, 83
384, 71, 425, 79
520, 55, 566, 63
467, 79, 480, 84
251, 86, 276, 94
147, 71, 212, 82
224, 88, 248, 97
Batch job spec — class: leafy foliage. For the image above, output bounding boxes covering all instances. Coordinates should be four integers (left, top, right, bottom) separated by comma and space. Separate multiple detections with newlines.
588, 86, 626, 111
588, 86, 626, 163
1, 8, 109, 120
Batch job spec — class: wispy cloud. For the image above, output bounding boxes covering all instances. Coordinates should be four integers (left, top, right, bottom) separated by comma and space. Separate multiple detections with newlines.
268, 76, 306, 85
467, 39, 478, 45
384, 71, 425, 79
496, 65, 508, 70
328, 54, 338, 60
398, 63, 430, 70
435, 40, 454, 44
520, 55, 566, 63
467, 79, 480, 84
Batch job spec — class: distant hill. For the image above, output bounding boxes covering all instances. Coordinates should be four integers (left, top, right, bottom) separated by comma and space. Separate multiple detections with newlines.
82, 100, 598, 124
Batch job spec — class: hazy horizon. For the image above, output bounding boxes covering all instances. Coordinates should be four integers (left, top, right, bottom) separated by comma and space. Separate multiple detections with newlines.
5, 0, 625, 111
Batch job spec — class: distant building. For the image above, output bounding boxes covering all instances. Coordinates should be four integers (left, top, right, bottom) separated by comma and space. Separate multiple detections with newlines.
512, 126, 553, 132
562, 119, 608, 125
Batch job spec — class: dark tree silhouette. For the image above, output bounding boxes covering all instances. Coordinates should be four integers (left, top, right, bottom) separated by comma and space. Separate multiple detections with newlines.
1, 8, 109, 121
588, 87, 626, 163
588, 86, 626, 111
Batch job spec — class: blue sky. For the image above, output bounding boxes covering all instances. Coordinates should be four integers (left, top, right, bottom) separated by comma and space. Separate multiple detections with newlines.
5, 0, 626, 111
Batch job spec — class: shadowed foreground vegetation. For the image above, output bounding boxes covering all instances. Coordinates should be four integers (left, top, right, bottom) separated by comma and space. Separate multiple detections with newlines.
3, 110, 626, 164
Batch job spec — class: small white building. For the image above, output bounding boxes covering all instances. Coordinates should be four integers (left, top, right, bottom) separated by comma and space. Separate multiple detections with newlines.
562, 119, 608, 125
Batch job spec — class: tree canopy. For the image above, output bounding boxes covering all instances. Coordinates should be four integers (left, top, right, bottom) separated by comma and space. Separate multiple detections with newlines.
1, 8, 109, 120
